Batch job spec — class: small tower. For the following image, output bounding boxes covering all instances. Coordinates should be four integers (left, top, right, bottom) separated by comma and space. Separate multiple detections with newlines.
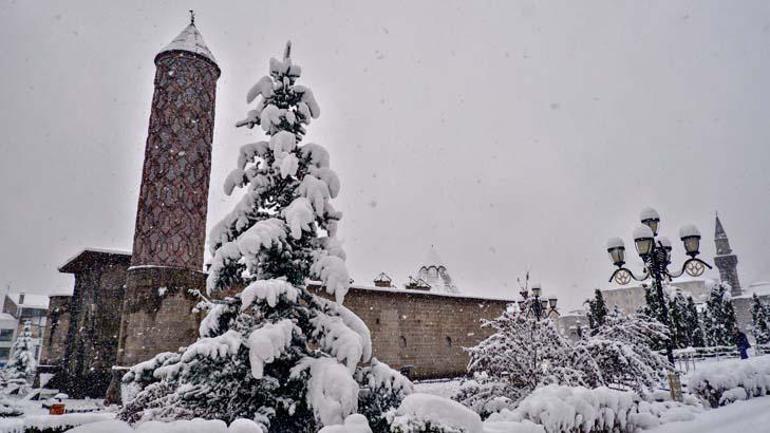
714, 213, 742, 296
108, 16, 220, 403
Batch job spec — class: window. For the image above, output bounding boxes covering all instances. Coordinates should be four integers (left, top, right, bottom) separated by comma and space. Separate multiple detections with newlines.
0, 329, 13, 342
445, 336, 452, 347
399, 336, 407, 348
0, 348, 9, 360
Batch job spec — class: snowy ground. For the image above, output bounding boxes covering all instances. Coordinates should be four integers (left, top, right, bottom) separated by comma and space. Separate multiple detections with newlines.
413, 378, 463, 399
646, 395, 770, 433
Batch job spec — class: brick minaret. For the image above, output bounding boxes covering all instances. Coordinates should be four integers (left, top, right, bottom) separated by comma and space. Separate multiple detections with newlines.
107, 18, 219, 403
714, 213, 742, 296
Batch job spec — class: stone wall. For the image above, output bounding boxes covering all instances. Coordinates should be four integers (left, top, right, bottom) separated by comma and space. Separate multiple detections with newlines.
313, 285, 511, 379
52, 250, 130, 397
40, 295, 71, 366
115, 267, 204, 367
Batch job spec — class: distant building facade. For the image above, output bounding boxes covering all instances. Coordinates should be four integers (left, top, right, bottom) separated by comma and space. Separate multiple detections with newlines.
0, 293, 48, 367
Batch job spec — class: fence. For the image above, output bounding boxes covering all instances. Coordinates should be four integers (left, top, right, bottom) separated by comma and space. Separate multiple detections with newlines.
671, 344, 770, 372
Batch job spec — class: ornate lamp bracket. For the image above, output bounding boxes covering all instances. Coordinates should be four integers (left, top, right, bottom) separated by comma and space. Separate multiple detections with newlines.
667, 257, 712, 279
608, 267, 649, 285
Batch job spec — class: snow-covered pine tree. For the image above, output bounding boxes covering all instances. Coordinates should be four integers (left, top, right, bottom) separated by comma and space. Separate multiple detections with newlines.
750, 294, 770, 346
119, 43, 410, 432
685, 295, 704, 348
667, 291, 690, 349
641, 284, 667, 326
4, 320, 36, 386
585, 289, 608, 333
461, 309, 602, 414
703, 282, 737, 347
576, 308, 670, 395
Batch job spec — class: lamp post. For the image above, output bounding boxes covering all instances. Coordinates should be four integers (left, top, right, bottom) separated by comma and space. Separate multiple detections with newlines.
606, 207, 712, 365
519, 282, 559, 320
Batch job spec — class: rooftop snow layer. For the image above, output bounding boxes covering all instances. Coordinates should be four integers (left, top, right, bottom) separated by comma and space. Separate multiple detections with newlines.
158, 23, 217, 64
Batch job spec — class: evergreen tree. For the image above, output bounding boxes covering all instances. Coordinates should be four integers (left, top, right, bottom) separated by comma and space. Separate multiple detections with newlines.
750, 294, 770, 345
685, 296, 704, 347
4, 320, 36, 385
642, 285, 667, 326
703, 282, 737, 347
585, 289, 608, 332
119, 43, 409, 432
667, 291, 690, 349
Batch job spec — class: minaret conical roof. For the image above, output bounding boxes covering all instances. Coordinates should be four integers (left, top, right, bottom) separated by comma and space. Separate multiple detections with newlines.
715, 213, 728, 240
158, 23, 217, 65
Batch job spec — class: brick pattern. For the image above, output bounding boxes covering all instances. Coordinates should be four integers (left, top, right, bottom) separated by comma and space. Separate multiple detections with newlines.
315, 287, 510, 379
131, 52, 219, 270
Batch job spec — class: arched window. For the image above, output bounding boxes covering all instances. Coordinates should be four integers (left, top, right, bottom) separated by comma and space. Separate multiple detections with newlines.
399, 336, 407, 348
445, 336, 452, 347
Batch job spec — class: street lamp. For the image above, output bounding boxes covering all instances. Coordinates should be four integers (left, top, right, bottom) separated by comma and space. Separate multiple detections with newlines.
518, 281, 559, 321
606, 208, 712, 365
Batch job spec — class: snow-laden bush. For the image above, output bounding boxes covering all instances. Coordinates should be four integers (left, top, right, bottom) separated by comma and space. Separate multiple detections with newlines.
118, 43, 410, 433
687, 354, 770, 407
575, 310, 670, 394
462, 310, 602, 416
388, 393, 483, 433
0, 395, 22, 418
485, 385, 700, 433
64, 418, 265, 433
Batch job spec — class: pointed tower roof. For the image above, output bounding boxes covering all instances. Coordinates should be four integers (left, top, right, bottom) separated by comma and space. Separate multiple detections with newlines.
158, 20, 217, 65
715, 213, 728, 240
416, 245, 460, 294
419, 245, 446, 269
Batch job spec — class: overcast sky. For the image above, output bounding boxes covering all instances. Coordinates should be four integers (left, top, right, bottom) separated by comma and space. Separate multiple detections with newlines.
1, 1, 769, 310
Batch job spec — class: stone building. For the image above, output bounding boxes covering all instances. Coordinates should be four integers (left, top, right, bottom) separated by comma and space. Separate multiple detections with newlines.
41, 249, 130, 396
42, 20, 513, 398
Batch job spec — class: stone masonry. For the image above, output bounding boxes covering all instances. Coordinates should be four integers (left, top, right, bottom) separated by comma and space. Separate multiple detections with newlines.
311, 284, 511, 378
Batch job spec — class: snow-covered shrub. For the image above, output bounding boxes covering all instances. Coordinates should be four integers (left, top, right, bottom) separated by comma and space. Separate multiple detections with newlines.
118, 43, 409, 432
687, 354, 770, 407
453, 376, 517, 418
576, 310, 670, 394
485, 385, 699, 433
389, 393, 483, 433
357, 359, 414, 433
0, 395, 22, 417
462, 310, 602, 414
318, 414, 374, 433
64, 418, 265, 433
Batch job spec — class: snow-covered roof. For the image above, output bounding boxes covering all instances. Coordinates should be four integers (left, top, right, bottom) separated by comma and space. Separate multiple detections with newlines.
734, 281, 770, 299
59, 247, 132, 273
0, 313, 16, 323
348, 283, 513, 303
5, 293, 48, 310
158, 23, 217, 65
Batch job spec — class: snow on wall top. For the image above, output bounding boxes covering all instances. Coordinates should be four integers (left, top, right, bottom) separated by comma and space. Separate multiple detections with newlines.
158, 23, 217, 65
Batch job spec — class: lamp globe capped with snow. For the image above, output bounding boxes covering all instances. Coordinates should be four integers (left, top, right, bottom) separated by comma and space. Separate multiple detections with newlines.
605, 207, 713, 365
